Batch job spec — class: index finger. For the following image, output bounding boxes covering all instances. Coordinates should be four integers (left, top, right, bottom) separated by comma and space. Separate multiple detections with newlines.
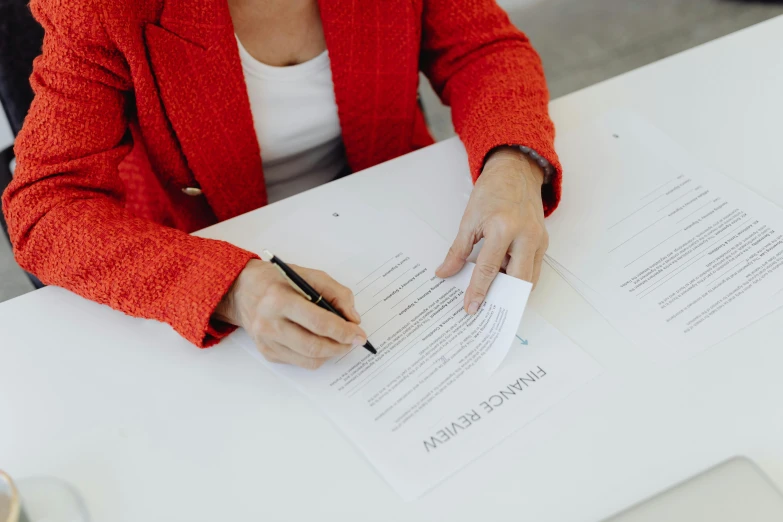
300, 268, 362, 323
465, 232, 511, 314
284, 297, 367, 346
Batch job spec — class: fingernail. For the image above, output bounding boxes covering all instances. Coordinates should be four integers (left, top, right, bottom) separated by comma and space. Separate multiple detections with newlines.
353, 336, 367, 347
436, 262, 445, 273
351, 306, 361, 319
467, 301, 480, 314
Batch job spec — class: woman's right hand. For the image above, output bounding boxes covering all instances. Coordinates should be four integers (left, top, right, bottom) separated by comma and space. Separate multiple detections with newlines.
215, 259, 368, 369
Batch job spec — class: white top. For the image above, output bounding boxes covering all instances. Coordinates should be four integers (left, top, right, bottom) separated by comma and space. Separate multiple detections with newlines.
3, 16, 783, 522
236, 37, 348, 203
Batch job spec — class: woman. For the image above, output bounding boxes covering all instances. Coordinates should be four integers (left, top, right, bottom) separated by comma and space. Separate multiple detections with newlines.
3, 0, 561, 369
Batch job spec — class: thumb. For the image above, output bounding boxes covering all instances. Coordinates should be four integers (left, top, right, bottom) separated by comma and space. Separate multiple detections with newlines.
436, 227, 476, 278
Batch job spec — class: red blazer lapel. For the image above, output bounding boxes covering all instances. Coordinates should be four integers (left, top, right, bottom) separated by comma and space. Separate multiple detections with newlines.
143, 0, 267, 221
318, 0, 422, 173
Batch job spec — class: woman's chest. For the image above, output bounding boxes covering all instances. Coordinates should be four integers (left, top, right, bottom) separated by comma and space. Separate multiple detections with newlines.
229, 0, 327, 67
118, 0, 428, 213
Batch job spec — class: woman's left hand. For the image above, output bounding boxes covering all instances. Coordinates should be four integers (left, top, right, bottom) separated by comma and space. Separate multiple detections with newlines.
436, 146, 549, 314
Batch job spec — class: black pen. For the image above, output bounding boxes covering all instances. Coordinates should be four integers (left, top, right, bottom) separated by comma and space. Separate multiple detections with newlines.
262, 250, 377, 355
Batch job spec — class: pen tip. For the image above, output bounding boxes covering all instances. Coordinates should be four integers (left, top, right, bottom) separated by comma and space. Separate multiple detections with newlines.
365, 342, 377, 355
261, 250, 274, 262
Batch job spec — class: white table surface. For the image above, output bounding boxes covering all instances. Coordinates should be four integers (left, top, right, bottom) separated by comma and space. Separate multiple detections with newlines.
3, 16, 783, 522
0, 104, 12, 151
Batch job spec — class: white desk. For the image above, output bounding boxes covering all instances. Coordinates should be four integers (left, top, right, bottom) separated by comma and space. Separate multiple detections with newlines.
3, 16, 783, 522
0, 104, 12, 151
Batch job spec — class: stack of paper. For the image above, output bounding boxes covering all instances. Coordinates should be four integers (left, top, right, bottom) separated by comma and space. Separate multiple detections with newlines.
225, 191, 601, 500
546, 112, 783, 362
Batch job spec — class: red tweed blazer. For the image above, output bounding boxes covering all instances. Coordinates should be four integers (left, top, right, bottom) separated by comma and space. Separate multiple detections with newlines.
3, 0, 561, 347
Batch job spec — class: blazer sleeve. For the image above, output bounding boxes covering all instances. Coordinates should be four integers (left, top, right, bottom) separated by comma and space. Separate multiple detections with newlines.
420, 0, 561, 216
1, 0, 255, 347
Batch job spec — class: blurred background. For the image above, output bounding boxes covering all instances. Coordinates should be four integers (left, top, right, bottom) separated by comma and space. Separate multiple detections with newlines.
2, 0, 783, 304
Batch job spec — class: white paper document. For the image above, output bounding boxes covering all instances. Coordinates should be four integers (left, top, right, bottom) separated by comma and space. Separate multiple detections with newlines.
546, 112, 783, 360
395, 308, 601, 500
225, 192, 600, 499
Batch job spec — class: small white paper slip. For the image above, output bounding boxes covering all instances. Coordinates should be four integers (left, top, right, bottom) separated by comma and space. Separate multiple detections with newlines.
546, 111, 783, 362
224, 191, 600, 499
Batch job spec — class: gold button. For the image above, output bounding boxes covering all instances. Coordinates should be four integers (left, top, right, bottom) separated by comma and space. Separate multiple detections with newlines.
182, 187, 203, 196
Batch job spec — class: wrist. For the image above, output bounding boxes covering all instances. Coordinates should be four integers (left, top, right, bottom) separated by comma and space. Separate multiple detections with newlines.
214, 281, 239, 325
485, 147, 545, 189
214, 260, 255, 326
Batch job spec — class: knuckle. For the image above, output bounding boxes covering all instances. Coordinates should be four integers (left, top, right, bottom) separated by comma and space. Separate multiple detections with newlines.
471, 287, 488, 300
477, 262, 499, 280
256, 342, 276, 361
304, 358, 324, 371
263, 353, 281, 364
521, 222, 544, 241
340, 327, 355, 345
319, 317, 339, 337
540, 228, 550, 248
334, 327, 351, 345
306, 339, 325, 358
311, 314, 330, 335
448, 243, 468, 259
339, 287, 354, 303
251, 318, 274, 338
322, 316, 349, 342
488, 214, 519, 239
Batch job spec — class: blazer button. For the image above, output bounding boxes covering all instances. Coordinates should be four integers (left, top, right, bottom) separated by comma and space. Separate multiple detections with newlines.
182, 187, 203, 196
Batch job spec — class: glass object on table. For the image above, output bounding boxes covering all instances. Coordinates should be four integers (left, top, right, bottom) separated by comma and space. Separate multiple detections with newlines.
0, 471, 21, 522
0, 470, 89, 522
